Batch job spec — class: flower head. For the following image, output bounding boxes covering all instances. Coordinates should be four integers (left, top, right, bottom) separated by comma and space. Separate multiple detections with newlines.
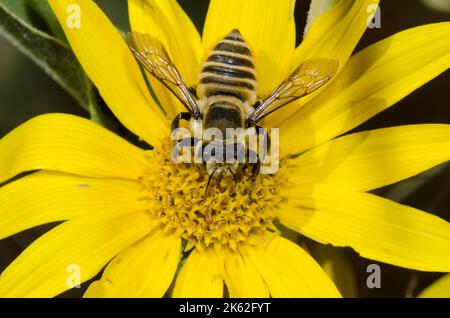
139, 141, 289, 251
0, 0, 449, 298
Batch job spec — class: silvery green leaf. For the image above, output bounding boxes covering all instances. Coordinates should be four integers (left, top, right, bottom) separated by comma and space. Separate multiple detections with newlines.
383, 163, 448, 203
420, 0, 450, 13
0, 0, 89, 110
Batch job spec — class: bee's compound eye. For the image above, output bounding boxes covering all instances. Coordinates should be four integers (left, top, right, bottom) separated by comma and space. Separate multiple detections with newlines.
202, 144, 212, 162
203, 147, 214, 157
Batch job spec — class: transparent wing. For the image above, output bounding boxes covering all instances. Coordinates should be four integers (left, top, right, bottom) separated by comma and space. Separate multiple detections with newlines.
248, 58, 339, 125
127, 32, 200, 116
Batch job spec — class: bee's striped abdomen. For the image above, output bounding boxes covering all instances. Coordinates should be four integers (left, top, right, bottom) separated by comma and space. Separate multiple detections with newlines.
198, 29, 257, 105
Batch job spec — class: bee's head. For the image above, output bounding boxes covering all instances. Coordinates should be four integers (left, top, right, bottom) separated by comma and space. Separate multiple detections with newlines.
198, 141, 242, 177
199, 140, 250, 198
205, 161, 239, 177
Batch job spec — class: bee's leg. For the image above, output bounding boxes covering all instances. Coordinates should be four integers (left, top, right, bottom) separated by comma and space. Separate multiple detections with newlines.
171, 112, 192, 133
245, 152, 260, 199
172, 137, 200, 167
195, 139, 208, 170
233, 144, 244, 183
173, 137, 200, 150
228, 168, 238, 197
204, 168, 217, 199
251, 160, 261, 179
255, 125, 271, 160
188, 86, 198, 99
247, 148, 260, 180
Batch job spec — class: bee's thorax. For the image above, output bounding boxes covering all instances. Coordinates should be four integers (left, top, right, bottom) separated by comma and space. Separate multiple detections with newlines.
202, 101, 244, 134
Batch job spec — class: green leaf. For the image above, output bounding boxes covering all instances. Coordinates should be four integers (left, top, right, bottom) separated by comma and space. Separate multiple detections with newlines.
0, 0, 89, 110
310, 243, 358, 298
383, 163, 448, 203
85, 78, 121, 131
420, 0, 450, 13
1, 0, 66, 41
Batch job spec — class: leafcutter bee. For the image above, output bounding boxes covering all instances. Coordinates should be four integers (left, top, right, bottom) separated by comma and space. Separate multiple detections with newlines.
127, 29, 338, 189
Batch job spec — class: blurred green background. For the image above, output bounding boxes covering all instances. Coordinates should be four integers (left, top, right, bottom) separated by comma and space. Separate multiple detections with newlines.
0, 0, 449, 297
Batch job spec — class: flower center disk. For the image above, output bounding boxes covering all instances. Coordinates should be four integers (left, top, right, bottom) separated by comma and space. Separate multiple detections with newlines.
139, 140, 288, 250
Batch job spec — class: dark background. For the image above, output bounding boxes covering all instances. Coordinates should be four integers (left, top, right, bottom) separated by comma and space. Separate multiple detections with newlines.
0, 0, 449, 297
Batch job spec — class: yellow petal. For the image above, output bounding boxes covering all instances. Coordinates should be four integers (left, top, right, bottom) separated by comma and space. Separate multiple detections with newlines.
418, 274, 450, 298
278, 185, 450, 272
172, 248, 223, 298
222, 249, 269, 298
48, 0, 169, 146
202, 0, 296, 95
128, 0, 202, 84
0, 171, 146, 240
289, 125, 450, 191
271, 0, 379, 125
0, 211, 155, 297
246, 236, 341, 297
128, 0, 203, 118
0, 114, 149, 183
84, 228, 180, 298
295, 0, 378, 69
280, 22, 450, 154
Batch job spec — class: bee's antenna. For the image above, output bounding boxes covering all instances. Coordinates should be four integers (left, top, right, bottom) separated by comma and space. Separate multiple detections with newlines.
251, 161, 260, 180
204, 168, 217, 199
229, 169, 238, 197
248, 161, 260, 199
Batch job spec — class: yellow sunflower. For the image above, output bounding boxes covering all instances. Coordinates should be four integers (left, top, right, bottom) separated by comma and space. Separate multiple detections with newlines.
0, 0, 449, 298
